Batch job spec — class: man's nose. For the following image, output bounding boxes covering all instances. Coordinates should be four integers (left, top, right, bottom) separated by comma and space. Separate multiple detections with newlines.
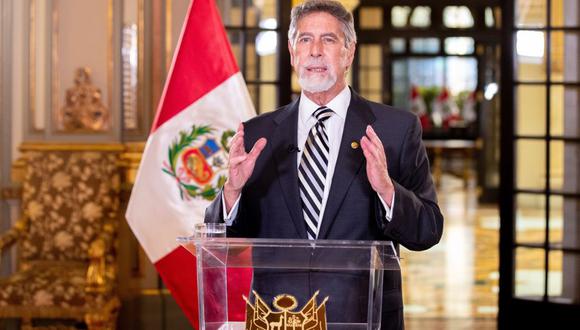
309, 40, 323, 57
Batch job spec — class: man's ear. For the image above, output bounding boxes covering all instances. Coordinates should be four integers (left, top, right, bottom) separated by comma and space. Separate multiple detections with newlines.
347, 42, 356, 66
344, 42, 356, 71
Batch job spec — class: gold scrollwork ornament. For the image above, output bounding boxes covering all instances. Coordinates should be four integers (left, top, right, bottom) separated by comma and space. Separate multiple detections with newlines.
60, 67, 109, 132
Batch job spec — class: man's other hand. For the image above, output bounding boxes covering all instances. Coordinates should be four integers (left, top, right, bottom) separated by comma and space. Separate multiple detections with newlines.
360, 125, 394, 206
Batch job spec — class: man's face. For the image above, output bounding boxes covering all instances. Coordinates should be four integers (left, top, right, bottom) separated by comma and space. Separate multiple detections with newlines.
289, 12, 355, 93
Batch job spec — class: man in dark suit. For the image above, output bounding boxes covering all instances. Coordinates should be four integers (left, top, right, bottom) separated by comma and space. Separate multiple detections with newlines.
205, 1, 444, 328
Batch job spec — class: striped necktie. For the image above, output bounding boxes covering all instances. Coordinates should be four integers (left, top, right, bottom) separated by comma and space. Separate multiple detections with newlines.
298, 106, 333, 239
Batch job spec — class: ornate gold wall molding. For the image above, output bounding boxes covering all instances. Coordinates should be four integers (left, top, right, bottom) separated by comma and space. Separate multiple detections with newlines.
19, 142, 125, 152
120, 142, 144, 185
11, 142, 144, 186
12, 142, 125, 184
10, 157, 26, 185
28, 0, 42, 132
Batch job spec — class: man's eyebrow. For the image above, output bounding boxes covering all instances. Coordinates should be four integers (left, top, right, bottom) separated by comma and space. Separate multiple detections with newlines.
297, 32, 340, 39
321, 32, 339, 39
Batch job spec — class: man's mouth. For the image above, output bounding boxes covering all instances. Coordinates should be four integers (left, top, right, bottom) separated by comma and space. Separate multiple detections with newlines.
306, 66, 327, 73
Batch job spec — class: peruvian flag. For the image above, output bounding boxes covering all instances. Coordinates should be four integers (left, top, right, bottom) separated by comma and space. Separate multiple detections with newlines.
126, 0, 254, 327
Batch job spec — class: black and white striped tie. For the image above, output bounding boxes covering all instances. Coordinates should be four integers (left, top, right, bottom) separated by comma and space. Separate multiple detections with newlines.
298, 106, 333, 240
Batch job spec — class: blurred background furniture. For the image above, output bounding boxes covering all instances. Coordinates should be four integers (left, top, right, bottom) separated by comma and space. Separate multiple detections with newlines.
0, 144, 122, 329
424, 138, 481, 188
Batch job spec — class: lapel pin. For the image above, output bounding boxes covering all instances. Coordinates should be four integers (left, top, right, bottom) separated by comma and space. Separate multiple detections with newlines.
351, 141, 359, 149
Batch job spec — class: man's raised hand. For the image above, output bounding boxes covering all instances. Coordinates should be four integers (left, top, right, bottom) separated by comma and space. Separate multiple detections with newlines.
223, 123, 267, 212
360, 125, 394, 206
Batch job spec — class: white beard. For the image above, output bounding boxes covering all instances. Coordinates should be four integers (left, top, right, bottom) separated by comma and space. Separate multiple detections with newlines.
297, 69, 337, 93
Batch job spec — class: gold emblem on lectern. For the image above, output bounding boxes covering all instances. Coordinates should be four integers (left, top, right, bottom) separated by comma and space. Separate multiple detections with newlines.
243, 290, 329, 330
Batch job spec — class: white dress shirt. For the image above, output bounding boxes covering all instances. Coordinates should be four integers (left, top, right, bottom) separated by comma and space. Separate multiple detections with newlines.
223, 86, 394, 226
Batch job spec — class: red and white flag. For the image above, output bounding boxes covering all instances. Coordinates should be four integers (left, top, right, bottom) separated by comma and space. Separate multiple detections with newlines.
126, 0, 254, 327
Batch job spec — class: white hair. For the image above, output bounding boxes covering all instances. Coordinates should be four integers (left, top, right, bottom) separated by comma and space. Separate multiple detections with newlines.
288, 0, 357, 48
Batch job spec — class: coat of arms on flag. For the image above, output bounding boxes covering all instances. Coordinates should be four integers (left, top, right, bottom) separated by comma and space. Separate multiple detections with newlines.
162, 125, 234, 201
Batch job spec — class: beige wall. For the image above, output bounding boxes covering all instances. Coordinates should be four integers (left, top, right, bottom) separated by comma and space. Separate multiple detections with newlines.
55, 0, 110, 129
10, 0, 122, 143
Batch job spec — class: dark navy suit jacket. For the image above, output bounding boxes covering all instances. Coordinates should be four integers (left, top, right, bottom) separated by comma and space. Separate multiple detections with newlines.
205, 90, 444, 329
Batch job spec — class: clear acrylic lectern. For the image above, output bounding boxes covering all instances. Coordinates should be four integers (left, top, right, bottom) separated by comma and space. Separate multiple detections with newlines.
178, 237, 400, 330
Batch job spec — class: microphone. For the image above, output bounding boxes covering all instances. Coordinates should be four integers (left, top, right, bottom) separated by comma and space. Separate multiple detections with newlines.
287, 144, 301, 153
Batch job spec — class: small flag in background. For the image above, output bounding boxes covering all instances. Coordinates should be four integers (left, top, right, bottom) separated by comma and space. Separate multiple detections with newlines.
126, 0, 254, 327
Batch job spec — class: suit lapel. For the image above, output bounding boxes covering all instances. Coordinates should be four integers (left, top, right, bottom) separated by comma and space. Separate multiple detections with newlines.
318, 91, 376, 239
271, 99, 308, 239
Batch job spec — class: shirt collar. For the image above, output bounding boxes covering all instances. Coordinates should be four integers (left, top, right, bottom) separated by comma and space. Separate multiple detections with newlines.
298, 86, 351, 124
